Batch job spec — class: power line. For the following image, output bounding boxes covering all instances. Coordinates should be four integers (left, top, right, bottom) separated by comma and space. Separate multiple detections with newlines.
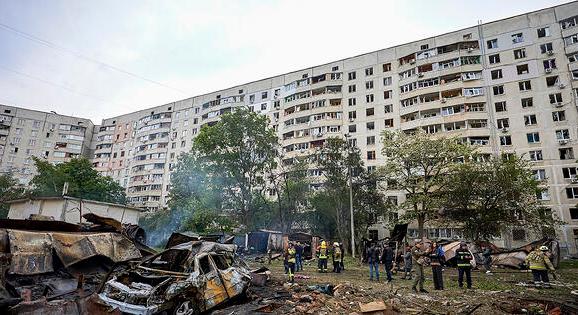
0, 64, 121, 106
0, 21, 190, 95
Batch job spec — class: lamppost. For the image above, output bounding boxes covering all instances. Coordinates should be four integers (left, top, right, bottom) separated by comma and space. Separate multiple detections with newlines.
344, 134, 355, 258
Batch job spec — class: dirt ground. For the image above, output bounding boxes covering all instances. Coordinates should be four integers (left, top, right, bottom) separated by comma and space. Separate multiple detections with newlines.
215, 257, 578, 314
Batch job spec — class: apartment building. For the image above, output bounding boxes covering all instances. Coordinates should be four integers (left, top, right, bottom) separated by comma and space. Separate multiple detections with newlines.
3, 3, 578, 253
0, 105, 94, 184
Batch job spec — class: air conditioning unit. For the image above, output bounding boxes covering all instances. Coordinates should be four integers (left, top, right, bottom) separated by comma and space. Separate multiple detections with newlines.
501, 127, 509, 133
571, 175, 578, 183
547, 50, 554, 56
418, 73, 424, 77
555, 102, 564, 107
558, 139, 569, 145
349, 118, 355, 122
410, 60, 416, 65
467, 47, 474, 53
440, 98, 447, 103
317, 133, 324, 138
545, 68, 553, 73
558, 83, 566, 89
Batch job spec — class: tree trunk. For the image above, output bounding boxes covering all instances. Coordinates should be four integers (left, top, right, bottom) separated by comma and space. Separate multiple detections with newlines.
417, 213, 425, 239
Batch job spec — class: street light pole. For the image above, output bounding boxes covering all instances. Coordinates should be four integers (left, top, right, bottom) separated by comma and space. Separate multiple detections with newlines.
344, 134, 356, 258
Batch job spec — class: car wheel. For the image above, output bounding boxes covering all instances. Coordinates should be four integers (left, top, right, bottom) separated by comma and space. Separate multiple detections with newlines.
173, 301, 200, 315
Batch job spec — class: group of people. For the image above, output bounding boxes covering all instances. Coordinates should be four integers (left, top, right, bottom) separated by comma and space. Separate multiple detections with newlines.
284, 238, 557, 289
366, 240, 558, 292
408, 241, 473, 292
283, 240, 344, 282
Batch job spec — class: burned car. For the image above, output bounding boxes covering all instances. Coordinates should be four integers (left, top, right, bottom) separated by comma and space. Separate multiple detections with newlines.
99, 240, 251, 314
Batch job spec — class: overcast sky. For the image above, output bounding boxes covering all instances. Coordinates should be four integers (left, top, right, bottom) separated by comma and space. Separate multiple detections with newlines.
0, 0, 571, 123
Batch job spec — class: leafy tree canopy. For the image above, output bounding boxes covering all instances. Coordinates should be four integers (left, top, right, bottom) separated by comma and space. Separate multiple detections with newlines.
29, 157, 126, 204
380, 130, 474, 237
443, 155, 560, 240
168, 108, 278, 231
0, 173, 27, 218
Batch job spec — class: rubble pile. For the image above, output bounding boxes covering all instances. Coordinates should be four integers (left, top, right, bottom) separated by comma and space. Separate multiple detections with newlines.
213, 277, 578, 315
0, 216, 260, 314
0, 215, 152, 314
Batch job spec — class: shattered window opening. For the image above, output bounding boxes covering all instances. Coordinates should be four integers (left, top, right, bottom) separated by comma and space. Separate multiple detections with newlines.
211, 254, 231, 270
199, 255, 213, 274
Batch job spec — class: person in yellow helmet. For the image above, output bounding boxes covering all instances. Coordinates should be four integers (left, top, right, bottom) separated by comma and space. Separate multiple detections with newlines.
286, 242, 296, 283
332, 242, 342, 273
525, 245, 555, 286
317, 240, 328, 273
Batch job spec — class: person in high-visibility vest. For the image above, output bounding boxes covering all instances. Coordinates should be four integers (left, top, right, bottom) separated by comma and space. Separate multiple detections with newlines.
317, 240, 328, 273
455, 242, 474, 289
286, 242, 296, 283
525, 245, 555, 286
332, 242, 342, 273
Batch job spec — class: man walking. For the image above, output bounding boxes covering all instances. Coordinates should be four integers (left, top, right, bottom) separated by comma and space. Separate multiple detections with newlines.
456, 242, 474, 289
366, 242, 380, 281
525, 245, 555, 287
411, 242, 429, 293
381, 243, 394, 282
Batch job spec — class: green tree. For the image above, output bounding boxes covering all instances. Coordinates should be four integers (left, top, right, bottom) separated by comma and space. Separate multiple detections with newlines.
169, 108, 278, 230
269, 160, 310, 233
443, 155, 559, 241
29, 157, 126, 204
313, 137, 388, 255
352, 171, 388, 248
0, 173, 27, 218
380, 130, 473, 238
307, 191, 338, 241
182, 208, 236, 234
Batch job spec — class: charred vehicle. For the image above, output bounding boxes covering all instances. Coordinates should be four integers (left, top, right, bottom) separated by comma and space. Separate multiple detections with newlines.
99, 241, 251, 314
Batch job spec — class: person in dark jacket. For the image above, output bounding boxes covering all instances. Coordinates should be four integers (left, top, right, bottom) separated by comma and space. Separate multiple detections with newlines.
456, 242, 473, 289
381, 243, 394, 282
429, 242, 445, 290
366, 243, 380, 281
295, 242, 303, 272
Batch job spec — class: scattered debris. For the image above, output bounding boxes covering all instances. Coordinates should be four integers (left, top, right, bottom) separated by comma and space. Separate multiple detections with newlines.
0, 216, 153, 314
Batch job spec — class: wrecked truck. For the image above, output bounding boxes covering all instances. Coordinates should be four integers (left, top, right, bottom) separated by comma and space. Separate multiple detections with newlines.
99, 240, 251, 314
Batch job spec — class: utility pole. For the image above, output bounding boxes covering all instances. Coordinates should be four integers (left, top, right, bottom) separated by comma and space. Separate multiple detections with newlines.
344, 134, 356, 258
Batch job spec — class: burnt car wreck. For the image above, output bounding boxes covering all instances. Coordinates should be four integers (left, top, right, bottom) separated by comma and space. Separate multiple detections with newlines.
99, 240, 252, 314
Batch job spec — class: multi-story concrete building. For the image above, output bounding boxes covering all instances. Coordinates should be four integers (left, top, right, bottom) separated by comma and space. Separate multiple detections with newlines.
0, 105, 94, 184
3, 2, 578, 254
